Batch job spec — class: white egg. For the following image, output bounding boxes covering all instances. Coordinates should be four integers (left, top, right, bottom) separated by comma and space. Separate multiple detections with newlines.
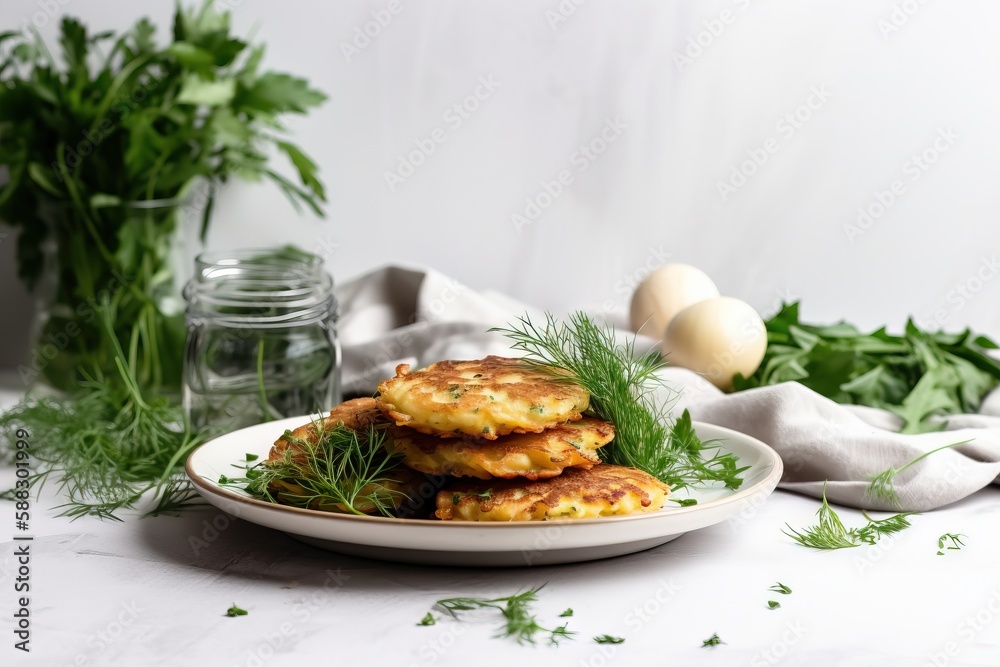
662, 296, 767, 391
629, 264, 720, 338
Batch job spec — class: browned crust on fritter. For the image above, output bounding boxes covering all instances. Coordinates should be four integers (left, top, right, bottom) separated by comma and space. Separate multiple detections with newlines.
267, 397, 386, 464
434, 465, 669, 520
376, 356, 589, 439
393, 417, 614, 480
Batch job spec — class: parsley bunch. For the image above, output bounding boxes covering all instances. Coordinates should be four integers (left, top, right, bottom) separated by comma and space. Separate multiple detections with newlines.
734, 302, 1000, 433
0, 3, 326, 393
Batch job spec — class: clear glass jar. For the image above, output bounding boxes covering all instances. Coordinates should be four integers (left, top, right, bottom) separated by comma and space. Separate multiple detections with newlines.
182, 248, 341, 432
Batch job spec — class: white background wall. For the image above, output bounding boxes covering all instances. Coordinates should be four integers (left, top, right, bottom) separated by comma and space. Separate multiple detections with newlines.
3, 0, 1000, 367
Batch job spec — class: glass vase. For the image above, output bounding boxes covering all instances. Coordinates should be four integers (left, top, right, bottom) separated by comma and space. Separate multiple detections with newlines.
26, 196, 201, 395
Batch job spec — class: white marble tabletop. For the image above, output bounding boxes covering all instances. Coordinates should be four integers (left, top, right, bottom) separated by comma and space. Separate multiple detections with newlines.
2, 382, 999, 667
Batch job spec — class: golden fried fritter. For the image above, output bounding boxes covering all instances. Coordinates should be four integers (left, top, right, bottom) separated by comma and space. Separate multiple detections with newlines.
393, 417, 614, 480
267, 397, 385, 465
376, 356, 589, 440
435, 465, 669, 521
265, 398, 423, 515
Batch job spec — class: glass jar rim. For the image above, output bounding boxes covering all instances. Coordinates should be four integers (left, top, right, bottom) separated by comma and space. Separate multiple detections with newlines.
195, 247, 324, 272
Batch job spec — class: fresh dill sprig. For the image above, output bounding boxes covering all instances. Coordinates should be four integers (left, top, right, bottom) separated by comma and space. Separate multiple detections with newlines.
784, 482, 917, 550
433, 586, 575, 646
594, 635, 624, 644
0, 307, 209, 520
864, 439, 974, 508
418, 612, 436, 626
936, 532, 966, 556
702, 633, 724, 647
559, 608, 574, 617
223, 418, 408, 516
768, 582, 792, 595
492, 312, 748, 491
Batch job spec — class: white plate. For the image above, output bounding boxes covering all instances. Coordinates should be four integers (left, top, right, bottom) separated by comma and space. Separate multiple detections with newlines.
185, 417, 783, 566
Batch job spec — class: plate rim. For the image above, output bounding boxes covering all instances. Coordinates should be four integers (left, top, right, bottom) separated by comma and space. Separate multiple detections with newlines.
185, 417, 784, 528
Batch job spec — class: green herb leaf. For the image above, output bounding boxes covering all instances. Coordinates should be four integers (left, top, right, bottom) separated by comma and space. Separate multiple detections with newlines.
225, 418, 408, 517
418, 612, 435, 626
784, 482, 917, 550
434, 586, 575, 646
864, 439, 974, 507
735, 303, 1000, 433
559, 608, 573, 617
702, 633, 724, 647
177, 73, 236, 105
767, 600, 780, 609
594, 635, 624, 644
936, 532, 966, 554
226, 604, 248, 617
768, 582, 792, 595
492, 313, 747, 491
245, 453, 259, 462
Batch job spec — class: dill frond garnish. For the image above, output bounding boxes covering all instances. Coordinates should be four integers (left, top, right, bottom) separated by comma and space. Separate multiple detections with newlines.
433, 586, 574, 646
702, 633, 724, 647
0, 307, 208, 521
784, 482, 917, 550
936, 532, 966, 555
223, 418, 408, 517
864, 438, 974, 507
491, 312, 748, 491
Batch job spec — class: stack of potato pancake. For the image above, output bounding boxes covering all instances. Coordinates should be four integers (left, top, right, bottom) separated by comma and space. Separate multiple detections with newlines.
269, 356, 670, 521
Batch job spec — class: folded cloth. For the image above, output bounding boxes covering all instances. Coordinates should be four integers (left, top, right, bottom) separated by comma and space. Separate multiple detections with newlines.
336, 266, 1000, 511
